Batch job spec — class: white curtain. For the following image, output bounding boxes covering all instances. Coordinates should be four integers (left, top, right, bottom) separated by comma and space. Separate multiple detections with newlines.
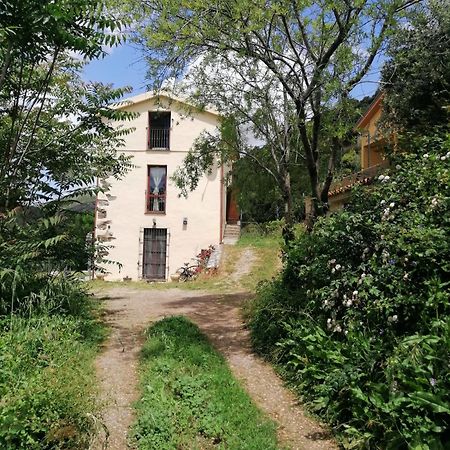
151, 167, 165, 211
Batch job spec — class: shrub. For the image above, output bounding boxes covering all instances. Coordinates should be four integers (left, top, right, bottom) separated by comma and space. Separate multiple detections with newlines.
0, 311, 102, 449
248, 133, 450, 448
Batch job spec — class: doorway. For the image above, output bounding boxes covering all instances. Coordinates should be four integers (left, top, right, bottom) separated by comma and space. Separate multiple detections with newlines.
142, 228, 167, 280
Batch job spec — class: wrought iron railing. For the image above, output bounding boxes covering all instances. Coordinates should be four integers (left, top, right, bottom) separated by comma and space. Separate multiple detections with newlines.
148, 127, 170, 150
145, 189, 166, 213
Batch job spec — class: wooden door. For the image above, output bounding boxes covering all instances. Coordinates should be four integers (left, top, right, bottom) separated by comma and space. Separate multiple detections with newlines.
142, 228, 167, 280
226, 188, 240, 224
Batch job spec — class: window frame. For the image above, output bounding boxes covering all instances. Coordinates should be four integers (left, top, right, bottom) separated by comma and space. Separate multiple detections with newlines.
146, 165, 167, 214
147, 111, 171, 150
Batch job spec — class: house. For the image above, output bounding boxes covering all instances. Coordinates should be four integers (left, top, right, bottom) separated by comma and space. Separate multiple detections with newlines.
95, 92, 237, 281
328, 92, 390, 211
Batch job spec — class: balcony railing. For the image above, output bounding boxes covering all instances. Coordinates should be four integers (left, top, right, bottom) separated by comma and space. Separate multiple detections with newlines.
145, 189, 166, 213
148, 127, 170, 150
329, 161, 390, 197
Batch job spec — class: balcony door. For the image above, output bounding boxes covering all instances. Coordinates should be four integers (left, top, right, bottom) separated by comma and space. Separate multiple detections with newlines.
148, 111, 170, 150
142, 228, 167, 280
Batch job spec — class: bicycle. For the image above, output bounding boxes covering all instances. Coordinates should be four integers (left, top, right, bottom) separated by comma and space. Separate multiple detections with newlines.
176, 262, 200, 282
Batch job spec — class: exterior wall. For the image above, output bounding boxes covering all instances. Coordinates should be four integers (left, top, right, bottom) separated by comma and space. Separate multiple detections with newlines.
96, 96, 225, 281
359, 102, 387, 170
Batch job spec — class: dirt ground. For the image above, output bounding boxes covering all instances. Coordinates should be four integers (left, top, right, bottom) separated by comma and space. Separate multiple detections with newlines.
92, 286, 337, 450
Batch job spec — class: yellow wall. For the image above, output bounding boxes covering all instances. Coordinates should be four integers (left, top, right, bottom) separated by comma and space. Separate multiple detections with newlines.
359, 107, 386, 169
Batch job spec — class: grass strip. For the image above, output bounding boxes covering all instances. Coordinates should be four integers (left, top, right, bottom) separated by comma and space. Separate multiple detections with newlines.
132, 316, 280, 450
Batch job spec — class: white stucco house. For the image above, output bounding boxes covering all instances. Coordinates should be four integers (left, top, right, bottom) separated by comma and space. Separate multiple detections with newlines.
94, 92, 239, 281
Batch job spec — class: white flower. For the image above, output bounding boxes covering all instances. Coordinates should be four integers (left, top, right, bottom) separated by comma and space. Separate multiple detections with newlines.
380, 200, 386, 205
335, 264, 342, 271
324, 300, 329, 306
431, 197, 439, 208
346, 299, 353, 307
331, 268, 336, 274
330, 258, 336, 264
335, 325, 342, 333
345, 330, 349, 335
392, 315, 398, 322
423, 153, 429, 158
396, 164, 401, 170
381, 235, 385, 240
389, 202, 395, 208
441, 155, 447, 161
353, 290, 358, 297
327, 318, 332, 324
378, 174, 385, 181
382, 175, 390, 183
403, 273, 409, 280
343, 294, 347, 300
361, 273, 366, 279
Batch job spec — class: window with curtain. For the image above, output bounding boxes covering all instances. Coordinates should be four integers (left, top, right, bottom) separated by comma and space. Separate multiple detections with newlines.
147, 166, 167, 213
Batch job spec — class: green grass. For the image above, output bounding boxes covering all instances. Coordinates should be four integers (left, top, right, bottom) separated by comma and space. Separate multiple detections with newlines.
132, 316, 281, 450
88, 233, 283, 294
0, 306, 104, 449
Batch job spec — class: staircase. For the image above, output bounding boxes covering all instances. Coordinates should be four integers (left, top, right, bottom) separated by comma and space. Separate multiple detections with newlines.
223, 223, 241, 245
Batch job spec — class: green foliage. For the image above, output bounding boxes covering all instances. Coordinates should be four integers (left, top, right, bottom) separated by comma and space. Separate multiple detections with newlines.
0, 0, 135, 313
129, 0, 411, 221
133, 316, 280, 449
248, 133, 450, 448
0, 290, 104, 449
382, 2, 450, 132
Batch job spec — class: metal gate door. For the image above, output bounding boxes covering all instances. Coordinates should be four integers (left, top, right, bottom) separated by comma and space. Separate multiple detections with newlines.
142, 228, 167, 280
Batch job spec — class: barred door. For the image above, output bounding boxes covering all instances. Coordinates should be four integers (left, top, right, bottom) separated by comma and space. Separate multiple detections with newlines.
142, 228, 167, 280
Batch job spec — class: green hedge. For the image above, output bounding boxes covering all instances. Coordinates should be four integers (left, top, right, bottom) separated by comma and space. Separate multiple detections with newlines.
248, 134, 450, 449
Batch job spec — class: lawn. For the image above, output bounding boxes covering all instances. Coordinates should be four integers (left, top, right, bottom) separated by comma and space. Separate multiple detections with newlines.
132, 316, 281, 450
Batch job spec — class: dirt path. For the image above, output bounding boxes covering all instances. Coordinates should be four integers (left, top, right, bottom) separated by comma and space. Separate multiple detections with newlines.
92, 287, 336, 450
230, 248, 257, 282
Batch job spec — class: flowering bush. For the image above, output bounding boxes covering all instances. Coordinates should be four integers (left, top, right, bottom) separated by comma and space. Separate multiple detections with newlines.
248, 133, 450, 448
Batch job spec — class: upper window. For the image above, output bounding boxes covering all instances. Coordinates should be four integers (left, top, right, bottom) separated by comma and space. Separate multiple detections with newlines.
147, 166, 167, 213
148, 111, 171, 150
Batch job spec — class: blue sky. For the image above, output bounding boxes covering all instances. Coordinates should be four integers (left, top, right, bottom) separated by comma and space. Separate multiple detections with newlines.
82, 43, 149, 95
83, 42, 380, 101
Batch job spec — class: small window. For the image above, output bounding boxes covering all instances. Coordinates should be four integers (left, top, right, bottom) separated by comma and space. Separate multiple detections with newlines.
148, 111, 170, 150
147, 166, 167, 213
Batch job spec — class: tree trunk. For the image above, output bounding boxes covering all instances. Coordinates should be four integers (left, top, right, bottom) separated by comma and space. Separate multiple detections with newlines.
280, 171, 294, 245
320, 136, 341, 206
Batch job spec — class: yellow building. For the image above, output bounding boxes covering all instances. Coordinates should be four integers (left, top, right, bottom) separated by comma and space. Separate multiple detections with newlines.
357, 93, 389, 170
328, 93, 389, 211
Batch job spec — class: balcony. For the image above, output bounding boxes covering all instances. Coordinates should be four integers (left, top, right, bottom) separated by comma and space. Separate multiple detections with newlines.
329, 161, 390, 199
148, 127, 170, 150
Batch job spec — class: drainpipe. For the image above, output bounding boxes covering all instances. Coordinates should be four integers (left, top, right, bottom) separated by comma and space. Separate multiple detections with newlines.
219, 163, 224, 243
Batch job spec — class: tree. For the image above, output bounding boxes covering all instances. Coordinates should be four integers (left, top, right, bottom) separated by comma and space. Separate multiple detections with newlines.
130, 0, 417, 223
0, 0, 132, 210
0, 0, 134, 309
381, 1, 450, 132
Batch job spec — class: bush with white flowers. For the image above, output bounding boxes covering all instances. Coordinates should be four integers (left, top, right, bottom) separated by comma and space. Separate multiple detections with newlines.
248, 133, 450, 448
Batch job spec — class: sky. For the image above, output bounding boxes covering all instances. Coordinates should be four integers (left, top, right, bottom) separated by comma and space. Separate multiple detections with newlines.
82, 42, 381, 102
82, 43, 149, 96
